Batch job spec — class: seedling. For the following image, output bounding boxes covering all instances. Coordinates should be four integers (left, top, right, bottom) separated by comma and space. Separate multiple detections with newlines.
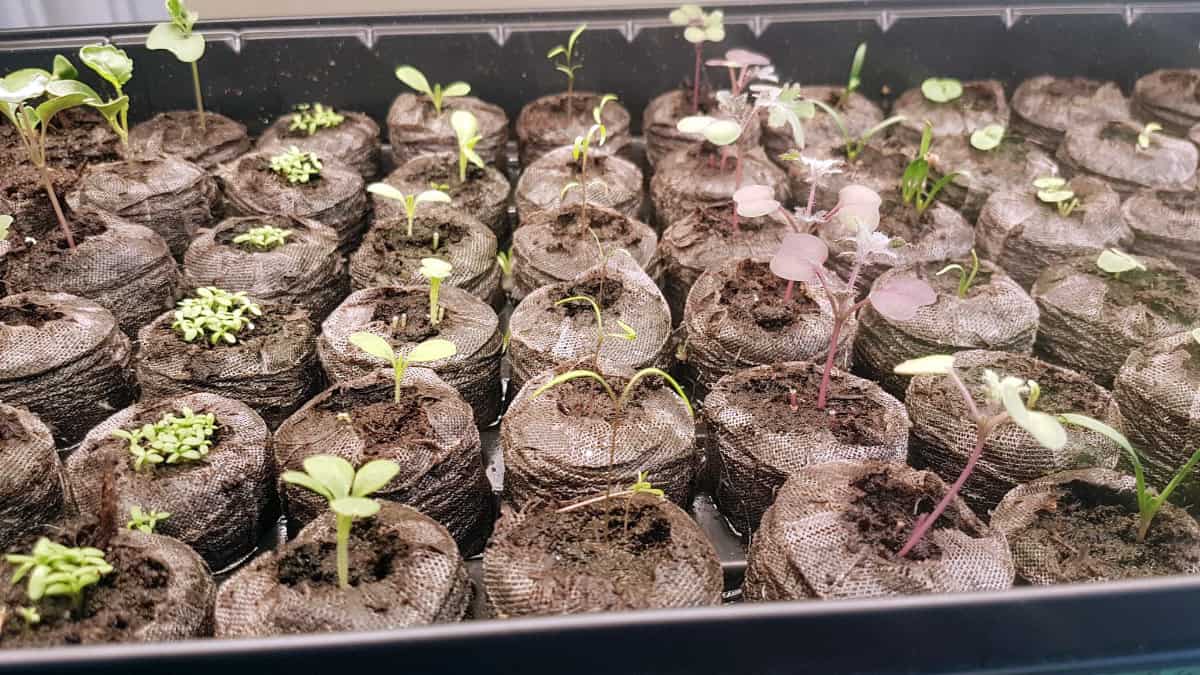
171, 286, 263, 346
891, 354, 1071, 557
269, 146, 322, 184
394, 66, 469, 115
778, 153, 845, 226
366, 183, 450, 237
6, 538, 113, 612
281, 456, 400, 589
935, 249, 981, 298
901, 122, 960, 215
289, 103, 344, 135
0, 214, 10, 240
1033, 176, 1079, 216
770, 184, 936, 409
232, 225, 292, 251
496, 248, 513, 277
837, 42, 868, 109
555, 293, 637, 371
810, 97, 905, 161
79, 44, 133, 149
419, 258, 452, 326
111, 406, 217, 471
706, 49, 775, 97
449, 110, 485, 183
921, 77, 963, 103
1137, 122, 1162, 150
755, 83, 816, 150
668, 5, 725, 112
560, 94, 617, 227
146, 0, 208, 131
547, 24, 587, 117
1060, 415, 1200, 543
970, 124, 1005, 151
126, 507, 171, 534
347, 332, 457, 404
1096, 248, 1146, 279
558, 471, 667, 534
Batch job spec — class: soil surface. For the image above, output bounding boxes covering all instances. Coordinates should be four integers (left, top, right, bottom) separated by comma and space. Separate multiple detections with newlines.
522, 93, 610, 138
214, 220, 299, 252
314, 385, 434, 456
367, 292, 443, 343
244, 156, 326, 192
541, 372, 657, 419
1066, 258, 1200, 325
552, 277, 626, 316
276, 518, 414, 589
0, 301, 65, 328
724, 368, 889, 444
716, 259, 818, 330
957, 353, 1108, 419
924, 259, 996, 299
360, 219, 467, 277
843, 469, 979, 562
542, 207, 642, 255
394, 161, 497, 216
6, 216, 110, 274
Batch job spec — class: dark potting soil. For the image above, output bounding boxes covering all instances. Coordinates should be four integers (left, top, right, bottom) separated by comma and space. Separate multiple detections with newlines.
544, 373, 655, 419
842, 470, 980, 562
677, 143, 745, 181
398, 161, 497, 216
365, 219, 468, 275
0, 301, 65, 328
314, 386, 434, 454
1014, 480, 1200, 580
367, 292, 443, 343
686, 201, 773, 238
1065, 258, 1200, 325
959, 353, 1108, 419
0, 109, 117, 170
716, 259, 818, 330
6, 217, 110, 275
553, 277, 626, 316
0, 163, 76, 207
521, 94, 605, 137
724, 369, 890, 444
543, 207, 642, 255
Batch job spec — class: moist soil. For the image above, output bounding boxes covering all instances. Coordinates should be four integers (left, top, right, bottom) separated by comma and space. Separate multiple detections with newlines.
958, 353, 1108, 419
716, 259, 819, 330
162, 311, 289, 353
541, 372, 656, 419
0, 108, 117, 170
1014, 480, 1200, 580
552, 277, 626, 316
314, 386, 434, 455
396, 162, 497, 217
724, 369, 890, 444
1063, 258, 1200, 324
0, 163, 76, 208
5, 217, 110, 275
842, 470, 980, 562
362, 220, 468, 277
522, 94, 605, 137
0, 301, 64, 328
542, 207, 642, 255
366, 292, 443, 343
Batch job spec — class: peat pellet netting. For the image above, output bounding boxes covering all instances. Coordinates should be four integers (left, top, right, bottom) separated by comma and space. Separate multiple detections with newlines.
515, 92, 632, 167
1057, 120, 1198, 194
651, 145, 790, 231
892, 80, 1010, 145
643, 88, 764, 168
0, 403, 65, 551
1010, 76, 1131, 150
375, 153, 510, 239
256, 110, 380, 179
126, 111, 251, 169
388, 94, 509, 168
1122, 190, 1200, 276
1133, 68, 1200, 134
515, 146, 644, 224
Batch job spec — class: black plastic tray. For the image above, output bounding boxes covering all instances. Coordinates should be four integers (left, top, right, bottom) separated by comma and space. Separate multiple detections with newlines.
4, 2, 1200, 672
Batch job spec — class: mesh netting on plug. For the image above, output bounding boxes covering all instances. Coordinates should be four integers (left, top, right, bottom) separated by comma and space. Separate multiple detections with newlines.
761, 86, 882, 168
854, 259, 1038, 398
0, 403, 65, 551
318, 285, 502, 426
643, 88, 763, 168
375, 153, 510, 239
507, 252, 673, 396
892, 80, 1010, 147
742, 460, 1013, 601
515, 145, 644, 225
1123, 190, 1200, 276
651, 144, 790, 232
388, 93, 509, 169
66, 393, 275, 572
125, 111, 251, 170
67, 157, 221, 258
4, 207, 180, 336
1010, 76, 1131, 150
1133, 69, 1200, 135
703, 361, 910, 537
0, 164, 77, 240
0, 291, 133, 446
275, 369, 494, 556
905, 349, 1123, 514
975, 176, 1132, 289
216, 502, 469, 637
516, 92, 632, 167
483, 494, 722, 617
1057, 120, 1199, 195
256, 110, 380, 179
928, 134, 1059, 223
183, 215, 349, 323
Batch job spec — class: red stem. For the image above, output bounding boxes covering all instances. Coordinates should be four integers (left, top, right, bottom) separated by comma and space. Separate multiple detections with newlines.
817, 313, 844, 410
39, 164, 74, 251
898, 426, 989, 558
692, 42, 702, 112
784, 279, 794, 301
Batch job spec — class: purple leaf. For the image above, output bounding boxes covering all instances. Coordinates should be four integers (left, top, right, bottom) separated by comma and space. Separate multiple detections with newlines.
725, 49, 771, 67
733, 184, 780, 218
869, 276, 937, 321
770, 233, 828, 284
835, 184, 882, 232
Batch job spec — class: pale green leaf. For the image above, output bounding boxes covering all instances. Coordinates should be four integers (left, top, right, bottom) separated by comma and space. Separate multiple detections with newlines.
281, 470, 334, 500
676, 115, 715, 134
407, 338, 457, 363
450, 109, 479, 140
418, 257, 453, 279
894, 354, 956, 376
303, 455, 355, 499
921, 77, 963, 103
970, 124, 1004, 151
702, 119, 742, 146
366, 182, 407, 202
1058, 413, 1133, 453
1096, 248, 1146, 275
415, 189, 451, 205
394, 65, 432, 97
567, 24, 587, 53
0, 214, 12, 240
684, 26, 706, 43
348, 331, 395, 363
1032, 176, 1066, 189
146, 22, 206, 63
80, 44, 134, 89
0, 69, 49, 105
330, 496, 381, 519
51, 55, 77, 81
351, 459, 401, 497
441, 81, 470, 98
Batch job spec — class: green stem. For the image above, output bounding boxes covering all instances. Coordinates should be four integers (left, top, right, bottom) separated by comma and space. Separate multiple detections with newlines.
394, 360, 407, 404
191, 62, 207, 132
335, 515, 351, 589
429, 280, 441, 325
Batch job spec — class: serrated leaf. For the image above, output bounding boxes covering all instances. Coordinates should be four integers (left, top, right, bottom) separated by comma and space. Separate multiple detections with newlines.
302, 455, 355, 499
349, 332, 395, 364
407, 338, 457, 363
351, 460, 401, 498
330, 496, 381, 519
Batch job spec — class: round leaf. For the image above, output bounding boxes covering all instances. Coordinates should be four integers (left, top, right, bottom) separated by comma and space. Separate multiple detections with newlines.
348, 331, 395, 363
770, 233, 828, 284
407, 338, 457, 364
80, 44, 133, 89
683, 26, 706, 44
725, 48, 770, 67
676, 115, 715, 134
733, 185, 779, 218
450, 109, 479, 139
701, 119, 741, 146
969, 124, 1004, 151
146, 22, 206, 63
351, 459, 401, 498
869, 276, 937, 322
418, 257, 453, 280
0, 69, 49, 105
1096, 248, 1146, 275
921, 77, 963, 103
394, 66, 431, 95
330, 496, 381, 519
894, 354, 956, 376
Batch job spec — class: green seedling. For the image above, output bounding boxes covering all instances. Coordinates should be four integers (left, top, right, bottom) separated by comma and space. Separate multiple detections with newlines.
1137, 122, 1162, 150
1060, 414, 1200, 543
269, 146, 322, 184
970, 123, 1005, 151
901, 122, 960, 215
16, 606, 40, 626
0, 214, 11, 240
79, 43, 133, 149
348, 332, 457, 404
111, 406, 217, 471
561, 94, 617, 227
810, 97, 904, 161
547, 24, 587, 117
146, 0, 207, 131
366, 183, 450, 237
558, 471, 667, 534
394, 66, 469, 115
6, 538, 113, 612
281, 456, 400, 589
232, 225, 292, 251
419, 257, 452, 326
555, 293, 637, 371
171, 286, 263, 345
669, 5, 725, 112
1096, 248, 1146, 279
921, 77, 963, 103
126, 506, 171, 534
755, 83, 816, 152
449, 110, 485, 183
837, 42, 868, 108
289, 103, 344, 135
496, 248, 513, 277
1033, 176, 1079, 216
935, 249, 980, 299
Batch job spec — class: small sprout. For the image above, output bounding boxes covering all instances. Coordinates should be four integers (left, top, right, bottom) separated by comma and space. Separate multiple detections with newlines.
288, 103, 344, 135
901, 122, 960, 215
16, 607, 40, 626
146, 0, 207, 130
921, 77, 963, 103
126, 506, 171, 534
269, 146, 323, 184
554, 293, 637, 371
79, 43, 134, 149
232, 225, 292, 251
171, 287, 262, 345
935, 249, 981, 299
566, 95, 617, 226
809, 98, 905, 161
496, 248, 513, 277
970, 124, 1005, 151
348, 332, 457, 404
335, 412, 352, 424
676, 115, 742, 146
0, 214, 11, 240
419, 258, 452, 326
111, 406, 217, 472
755, 83, 816, 149
838, 42, 868, 108
1137, 122, 1162, 150
450, 110, 485, 184
547, 24, 587, 116
779, 154, 845, 224
5, 538, 113, 611
367, 183, 451, 237
281, 456, 400, 589
706, 49, 775, 96
669, 5, 725, 112
394, 66, 469, 115
1033, 176, 1080, 217
1096, 248, 1146, 278
1060, 414, 1200, 543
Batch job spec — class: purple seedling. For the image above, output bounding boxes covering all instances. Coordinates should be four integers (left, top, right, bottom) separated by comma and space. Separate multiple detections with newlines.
668, 5, 725, 112
706, 49, 774, 96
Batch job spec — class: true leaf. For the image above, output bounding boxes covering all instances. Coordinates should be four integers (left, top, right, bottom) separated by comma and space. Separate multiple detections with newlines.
51, 55, 77, 81
351, 460, 401, 498
303, 455, 355, 499
80, 44, 133, 89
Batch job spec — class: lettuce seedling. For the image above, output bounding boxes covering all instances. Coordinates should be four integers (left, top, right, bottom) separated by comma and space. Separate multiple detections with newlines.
281, 456, 400, 589
394, 66, 469, 115
921, 77, 963, 103
232, 225, 292, 251
146, 0, 208, 131
366, 183, 450, 237
1096, 248, 1146, 279
111, 406, 217, 471
348, 332, 457, 404
771, 185, 936, 409
668, 5, 725, 112
706, 49, 775, 97
419, 257, 452, 326
6, 538, 113, 612
561, 94, 617, 227
1137, 122, 1162, 150
892, 354, 1069, 557
809, 98, 905, 161
79, 44, 133, 150
1060, 414, 1200, 543
554, 293, 637, 371
126, 506, 171, 534
289, 103, 344, 135
935, 249, 980, 298
547, 24, 587, 118
1033, 176, 1079, 216
449, 110, 485, 183
970, 124, 1005, 151
172, 287, 263, 345
837, 42, 867, 109
270, 146, 323, 184
901, 122, 960, 215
